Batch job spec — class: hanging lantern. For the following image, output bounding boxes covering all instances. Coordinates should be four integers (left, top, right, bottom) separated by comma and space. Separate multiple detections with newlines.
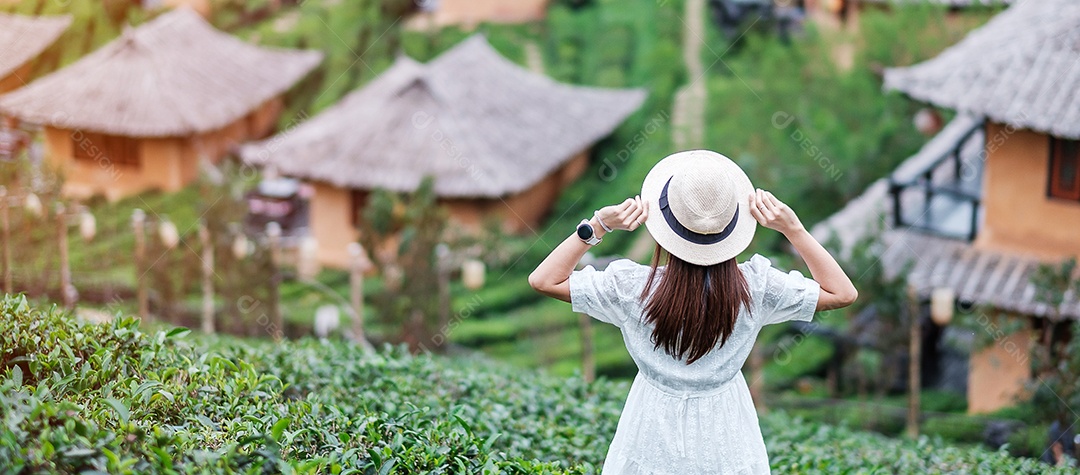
24, 193, 42, 218
914, 108, 943, 136
930, 287, 955, 326
232, 232, 251, 260
297, 236, 320, 280
348, 242, 373, 273
462, 259, 485, 290
79, 210, 96, 241
265, 221, 282, 238
131, 208, 146, 228
159, 219, 180, 249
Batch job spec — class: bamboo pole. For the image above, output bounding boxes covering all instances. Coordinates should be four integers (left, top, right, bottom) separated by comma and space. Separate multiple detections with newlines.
347, 243, 374, 350
56, 203, 74, 310
906, 285, 921, 438
198, 221, 215, 334
0, 187, 10, 295
132, 209, 149, 320
580, 312, 595, 384
750, 342, 766, 412
265, 222, 283, 341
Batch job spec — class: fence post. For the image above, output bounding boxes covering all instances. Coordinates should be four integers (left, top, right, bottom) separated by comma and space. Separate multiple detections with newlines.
265, 222, 283, 341
580, 312, 595, 383
906, 285, 921, 438
198, 221, 215, 334
132, 209, 149, 320
347, 242, 373, 350
750, 342, 766, 412
0, 186, 10, 295
56, 203, 76, 310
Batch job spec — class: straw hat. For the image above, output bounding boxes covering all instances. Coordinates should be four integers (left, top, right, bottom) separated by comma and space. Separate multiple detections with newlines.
641, 150, 756, 266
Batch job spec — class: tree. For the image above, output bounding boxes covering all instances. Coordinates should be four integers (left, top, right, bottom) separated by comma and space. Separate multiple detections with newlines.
360, 177, 449, 352
1029, 258, 1080, 424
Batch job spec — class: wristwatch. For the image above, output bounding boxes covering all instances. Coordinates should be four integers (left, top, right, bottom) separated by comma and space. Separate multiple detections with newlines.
577, 219, 602, 245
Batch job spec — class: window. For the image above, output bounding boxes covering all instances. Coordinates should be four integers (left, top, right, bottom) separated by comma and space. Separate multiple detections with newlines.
1049, 137, 1080, 201
350, 190, 367, 227
72, 131, 140, 169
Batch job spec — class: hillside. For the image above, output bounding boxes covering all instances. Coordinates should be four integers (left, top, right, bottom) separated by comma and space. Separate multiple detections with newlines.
0, 296, 1065, 474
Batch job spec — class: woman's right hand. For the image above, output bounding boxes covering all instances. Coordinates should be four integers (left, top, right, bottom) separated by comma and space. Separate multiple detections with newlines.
748, 188, 804, 236
596, 195, 648, 232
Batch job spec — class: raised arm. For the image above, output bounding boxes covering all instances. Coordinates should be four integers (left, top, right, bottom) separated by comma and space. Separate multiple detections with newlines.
529, 197, 648, 302
748, 189, 857, 311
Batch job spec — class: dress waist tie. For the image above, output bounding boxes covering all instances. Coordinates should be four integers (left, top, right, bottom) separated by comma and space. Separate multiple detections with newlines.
639, 372, 744, 459
676, 392, 690, 457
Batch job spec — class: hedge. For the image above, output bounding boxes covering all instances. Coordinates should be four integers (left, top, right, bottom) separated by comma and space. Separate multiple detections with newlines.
0, 296, 1070, 474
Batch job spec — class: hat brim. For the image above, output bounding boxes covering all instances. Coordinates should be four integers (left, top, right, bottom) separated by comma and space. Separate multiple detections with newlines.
641, 150, 756, 266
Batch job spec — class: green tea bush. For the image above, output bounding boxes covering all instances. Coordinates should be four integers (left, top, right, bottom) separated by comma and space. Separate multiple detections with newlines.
923, 415, 986, 445
2, 296, 1071, 474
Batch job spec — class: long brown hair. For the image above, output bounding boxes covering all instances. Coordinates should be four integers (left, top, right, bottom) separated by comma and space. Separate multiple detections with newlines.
640, 244, 752, 364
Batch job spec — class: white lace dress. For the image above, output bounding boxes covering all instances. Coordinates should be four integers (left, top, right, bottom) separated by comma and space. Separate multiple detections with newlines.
569, 254, 820, 475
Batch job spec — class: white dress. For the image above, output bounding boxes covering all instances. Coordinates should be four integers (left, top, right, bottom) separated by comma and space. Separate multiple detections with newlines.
569, 254, 820, 475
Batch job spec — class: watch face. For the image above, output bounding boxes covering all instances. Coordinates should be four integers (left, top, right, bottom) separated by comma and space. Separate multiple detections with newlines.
577, 223, 593, 240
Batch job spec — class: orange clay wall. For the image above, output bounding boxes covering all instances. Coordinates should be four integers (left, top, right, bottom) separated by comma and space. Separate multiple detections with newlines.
0, 63, 32, 94
310, 181, 360, 269
415, 0, 549, 27
314, 151, 590, 268
974, 122, 1080, 259
967, 327, 1032, 414
47, 98, 285, 201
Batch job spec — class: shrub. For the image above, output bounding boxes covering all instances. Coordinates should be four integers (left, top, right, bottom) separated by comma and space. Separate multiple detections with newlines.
2, 296, 1072, 474
923, 414, 986, 445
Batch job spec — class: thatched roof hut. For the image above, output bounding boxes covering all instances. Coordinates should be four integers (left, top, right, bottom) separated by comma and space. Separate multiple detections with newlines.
0, 8, 322, 137
884, 0, 1080, 139
819, 0, 1080, 414
0, 8, 322, 200
242, 34, 645, 267
242, 35, 645, 198
0, 13, 71, 92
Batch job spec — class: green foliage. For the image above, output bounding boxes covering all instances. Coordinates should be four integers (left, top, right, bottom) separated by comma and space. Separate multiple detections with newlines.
1029, 322, 1080, 425
1, 297, 1072, 473
919, 390, 969, 414
1027, 259, 1080, 425
701, 5, 993, 253
0, 0, 149, 81
764, 334, 834, 384
923, 414, 986, 445
766, 412, 1061, 474
1032, 258, 1080, 313
361, 178, 450, 350
1005, 423, 1050, 459
0, 295, 608, 473
237, 0, 407, 121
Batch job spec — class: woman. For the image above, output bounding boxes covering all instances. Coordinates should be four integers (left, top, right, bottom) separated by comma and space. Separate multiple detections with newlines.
529, 150, 857, 474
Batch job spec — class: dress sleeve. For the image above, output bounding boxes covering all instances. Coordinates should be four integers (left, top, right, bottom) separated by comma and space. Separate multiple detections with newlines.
569, 259, 642, 328
744, 254, 820, 325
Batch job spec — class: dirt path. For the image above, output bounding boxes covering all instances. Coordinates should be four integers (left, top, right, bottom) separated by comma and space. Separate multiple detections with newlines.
628, 0, 708, 262
670, 0, 707, 152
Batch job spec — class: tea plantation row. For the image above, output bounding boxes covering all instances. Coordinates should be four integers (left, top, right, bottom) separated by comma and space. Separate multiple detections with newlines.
0, 296, 1066, 474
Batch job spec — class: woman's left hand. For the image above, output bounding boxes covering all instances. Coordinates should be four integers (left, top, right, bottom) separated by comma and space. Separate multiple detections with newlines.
596, 195, 648, 232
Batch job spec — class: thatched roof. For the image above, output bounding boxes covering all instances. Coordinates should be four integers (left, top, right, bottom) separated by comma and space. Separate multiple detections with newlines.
811, 114, 1080, 320
0, 13, 71, 80
874, 231, 1080, 321
241, 35, 646, 198
813, 114, 985, 254
0, 8, 322, 137
884, 0, 1080, 139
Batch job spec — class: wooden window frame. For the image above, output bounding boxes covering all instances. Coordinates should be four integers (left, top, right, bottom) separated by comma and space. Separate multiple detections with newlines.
1048, 136, 1080, 202
350, 189, 366, 227
72, 131, 141, 169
